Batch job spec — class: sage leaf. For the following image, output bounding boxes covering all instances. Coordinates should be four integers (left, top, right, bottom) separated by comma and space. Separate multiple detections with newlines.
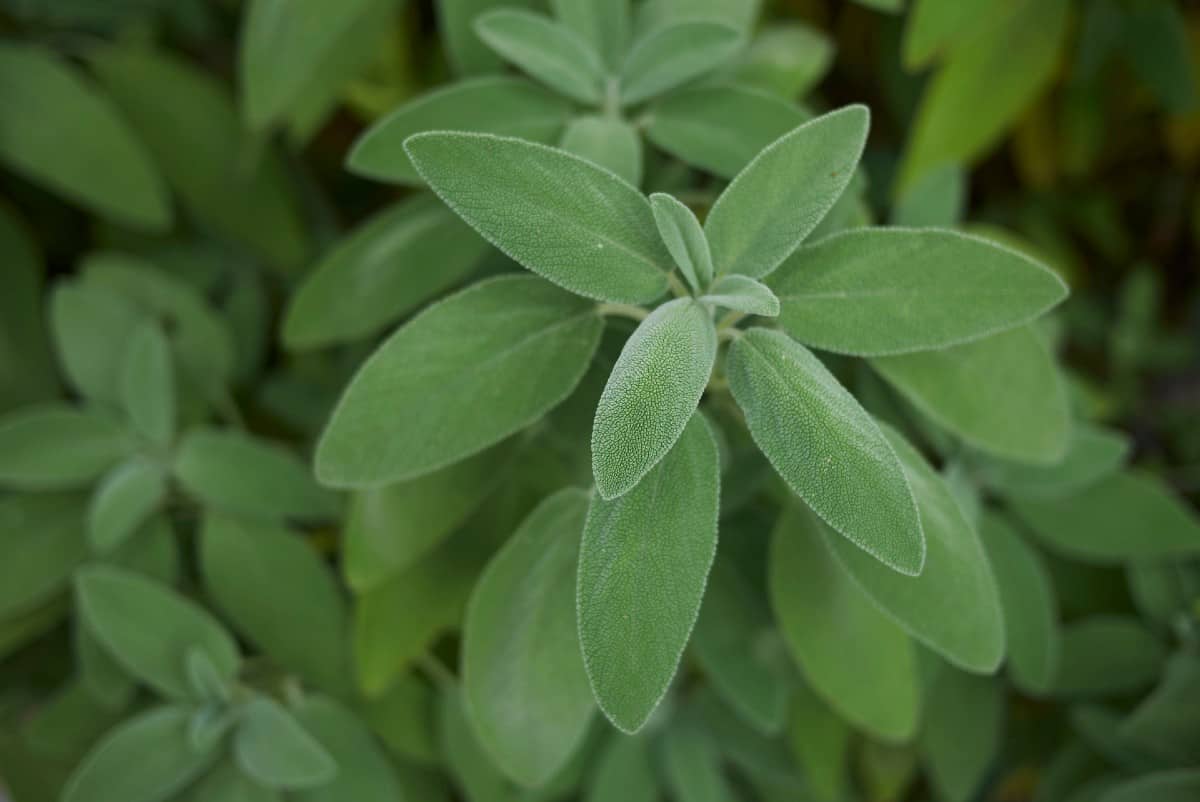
438, 686, 521, 802
976, 423, 1130, 500
187, 760, 282, 802
645, 84, 810, 179
700, 275, 780, 317
318, 275, 602, 486
560, 115, 643, 186
978, 514, 1060, 694
770, 505, 921, 741
787, 682, 852, 802
175, 428, 338, 522
348, 77, 572, 184
0, 44, 169, 230
1053, 616, 1165, 697
592, 299, 717, 499
88, 459, 168, 553
769, 228, 1068, 355
1122, 1, 1197, 113
1119, 654, 1200, 765
901, 0, 984, 69
62, 706, 220, 802
0, 493, 88, 619
662, 721, 736, 802
578, 413, 719, 732
620, 21, 742, 106
919, 665, 1003, 802
726, 328, 924, 575
871, 325, 1071, 465
586, 735, 657, 802
75, 566, 240, 700
476, 10, 604, 104
463, 488, 594, 787
283, 197, 489, 349
234, 697, 336, 789
734, 23, 833, 98
120, 322, 175, 447
1012, 471, 1200, 562
1098, 771, 1200, 802
891, 164, 966, 227
292, 696, 403, 802
51, 278, 146, 404
405, 132, 671, 303
705, 105, 870, 279
552, 0, 629, 68
824, 424, 1006, 673
0, 404, 132, 490
649, 192, 713, 293
0, 204, 57, 413
201, 515, 349, 695
436, 0, 535, 75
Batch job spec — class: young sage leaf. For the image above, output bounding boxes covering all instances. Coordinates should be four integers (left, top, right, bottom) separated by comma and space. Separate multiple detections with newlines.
50, 278, 146, 405
700, 275, 780, 317
475, 10, 605, 105
88, 459, 167, 553
649, 192, 713, 293
619, 21, 742, 106
290, 696, 402, 802
560, 115, 643, 187
120, 321, 175, 447
0, 404, 132, 490
235, 697, 337, 789
552, 0, 630, 68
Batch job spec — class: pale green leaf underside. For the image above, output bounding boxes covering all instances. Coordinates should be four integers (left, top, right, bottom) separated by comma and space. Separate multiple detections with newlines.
649, 192, 713, 293
560, 115, 643, 187
88, 459, 167, 553
701, 275, 780, 317
120, 321, 175, 447
476, 9, 605, 105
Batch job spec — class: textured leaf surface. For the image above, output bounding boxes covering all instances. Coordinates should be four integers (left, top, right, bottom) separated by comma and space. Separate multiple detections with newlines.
649, 193, 712, 292
976, 423, 1129, 500
560, 116, 643, 186
463, 488, 594, 787
770, 505, 920, 741
592, 299, 716, 499
701, 275, 779, 317
578, 413, 719, 732
726, 328, 923, 575
1053, 617, 1165, 696
705, 106, 869, 279
826, 425, 1005, 673
770, 228, 1067, 355
88, 459, 167, 552
871, 325, 1071, 465
919, 666, 1003, 802
0, 404, 131, 489
476, 10, 604, 104
235, 697, 336, 789
620, 21, 742, 106
317, 275, 602, 486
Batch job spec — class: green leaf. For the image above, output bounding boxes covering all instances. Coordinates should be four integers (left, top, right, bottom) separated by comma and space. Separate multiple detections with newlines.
636, 0, 760, 33
476, 10, 604, 104
75, 565, 239, 700
62, 706, 221, 802
348, 77, 572, 184
978, 514, 1059, 694
620, 21, 742, 106
662, 721, 736, 802
733, 23, 833, 98
406, 132, 671, 303
787, 683, 852, 802
726, 328, 924, 575
235, 697, 336, 789
0, 203, 57, 413
1119, 654, 1200, 765
891, 164, 966, 227
463, 488, 594, 786
283, 196, 489, 349
649, 192, 713, 293
585, 735, 657, 802
975, 423, 1130, 500
0, 404, 132, 490
552, 0, 630, 68
1121, 1, 1197, 114
0, 44, 169, 230
1012, 471, 1200, 563
436, 0, 536, 75
317, 275, 602, 487
51, 278, 147, 404
88, 459, 168, 553
919, 665, 1003, 802
645, 84, 810, 179
770, 505, 921, 741
700, 275, 779, 317
824, 424, 1006, 673
186, 760, 282, 802
120, 322, 175, 447
174, 428, 338, 522
592, 299, 716, 499
871, 325, 1071, 465
578, 413, 719, 732
560, 115, 643, 187
901, 0, 989, 69
438, 685, 520, 802
1053, 616, 1165, 697
705, 105, 869, 279
1098, 771, 1200, 802
769, 228, 1067, 355
292, 696, 403, 802
0, 493, 88, 619
361, 673, 437, 764
201, 515, 349, 695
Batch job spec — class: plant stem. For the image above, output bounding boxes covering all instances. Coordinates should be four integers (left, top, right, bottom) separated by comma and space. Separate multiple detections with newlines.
597, 302, 649, 321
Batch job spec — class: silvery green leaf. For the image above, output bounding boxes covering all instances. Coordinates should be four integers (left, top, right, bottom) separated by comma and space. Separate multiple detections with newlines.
770, 504, 921, 741
871, 325, 1071, 465
120, 322, 175, 447
186, 649, 232, 704
475, 10, 605, 104
919, 664, 1003, 802
552, 0, 630, 68
283, 197, 489, 349
700, 275, 779, 317
649, 192, 712, 293
0, 404, 132, 490
733, 23, 833, 98
824, 424, 1005, 673
317, 275, 602, 487
592, 298, 716, 499
726, 328, 924, 575
619, 21, 742, 106
235, 697, 337, 789
62, 706, 220, 802
975, 423, 1130, 501
705, 105, 869, 279
770, 228, 1067, 355
463, 488, 594, 787
1052, 617, 1165, 697
51, 278, 147, 404
406, 132, 671, 303
88, 459, 167, 553
0, 493, 88, 619
645, 84, 810, 179
291, 697, 402, 802
578, 413, 719, 732
348, 77, 572, 184
560, 115, 643, 187
75, 566, 240, 700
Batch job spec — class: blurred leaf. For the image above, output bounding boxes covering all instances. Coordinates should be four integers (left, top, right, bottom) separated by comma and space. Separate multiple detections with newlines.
88, 459, 167, 552
235, 697, 336, 789
436, 0, 538, 76
1119, 654, 1200, 765
585, 734, 657, 802
438, 685, 521, 802
620, 21, 742, 106
976, 423, 1130, 500
363, 673, 437, 764
120, 322, 175, 447
733, 23, 833, 98
551, 0, 629, 69
0, 203, 57, 413
1053, 616, 1165, 697
901, 0, 992, 69
560, 115, 643, 186
51, 277, 147, 404
787, 683, 851, 802
1121, 0, 1197, 113
291, 696, 402, 802
919, 664, 1003, 802
1097, 769, 1200, 802
186, 760, 281, 802
0, 493, 88, 619
476, 10, 605, 105
891, 164, 965, 227
0, 404, 132, 490
662, 720, 736, 802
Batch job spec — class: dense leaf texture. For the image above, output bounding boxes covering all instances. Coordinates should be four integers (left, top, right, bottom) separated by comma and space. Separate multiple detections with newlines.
770, 506, 921, 741
619, 21, 742, 106
578, 413, 719, 732
317, 275, 602, 486
649, 193, 713, 293
406, 132, 670, 303
701, 275, 780, 317
476, 10, 605, 105
592, 299, 716, 499
463, 488, 594, 787
0, 404, 131, 489
705, 106, 869, 279
560, 116, 643, 186
235, 697, 336, 789
770, 228, 1067, 355
726, 328, 923, 575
